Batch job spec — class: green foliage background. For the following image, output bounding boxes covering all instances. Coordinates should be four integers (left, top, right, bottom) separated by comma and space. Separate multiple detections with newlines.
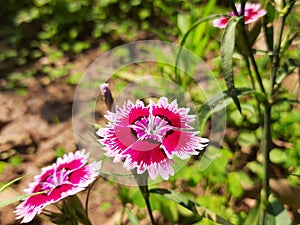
1, 0, 201, 75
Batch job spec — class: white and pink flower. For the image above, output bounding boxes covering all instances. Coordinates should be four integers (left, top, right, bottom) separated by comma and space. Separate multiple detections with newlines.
15, 150, 101, 223
213, 3, 267, 28
97, 97, 208, 180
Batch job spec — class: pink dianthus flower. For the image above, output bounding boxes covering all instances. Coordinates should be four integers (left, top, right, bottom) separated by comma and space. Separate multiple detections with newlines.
15, 150, 101, 223
97, 97, 208, 180
213, 3, 267, 28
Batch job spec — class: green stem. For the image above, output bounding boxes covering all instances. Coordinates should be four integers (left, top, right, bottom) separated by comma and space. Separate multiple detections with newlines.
232, 0, 266, 95
85, 176, 102, 218
240, 25, 266, 94
271, 18, 285, 95
142, 186, 156, 225
259, 101, 272, 225
244, 56, 263, 121
271, 1, 295, 95
133, 170, 156, 225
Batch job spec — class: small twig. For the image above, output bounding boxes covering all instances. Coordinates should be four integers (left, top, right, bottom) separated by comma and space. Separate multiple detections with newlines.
240, 25, 266, 94
244, 56, 263, 122
85, 176, 102, 218
270, 1, 295, 96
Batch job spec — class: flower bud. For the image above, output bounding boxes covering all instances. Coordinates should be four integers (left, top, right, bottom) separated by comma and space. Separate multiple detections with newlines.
100, 83, 115, 111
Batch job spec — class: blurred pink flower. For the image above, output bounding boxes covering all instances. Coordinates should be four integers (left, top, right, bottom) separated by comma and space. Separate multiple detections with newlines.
97, 97, 208, 180
15, 150, 101, 223
213, 3, 267, 28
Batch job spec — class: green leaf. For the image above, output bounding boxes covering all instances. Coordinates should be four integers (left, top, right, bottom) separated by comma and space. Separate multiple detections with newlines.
0, 176, 24, 193
264, 211, 276, 225
118, 187, 131, 206
0, 161, 6, 174
243, 192, 292, 225
275, 57, 299, 87
63, 195, 92, 225
237, 131, 258, 147
270, 148, 288, 164
9, 155, 23, 167
126, 208, 141, 225
179, 14, 226, 49
99, 202, 111, 212
160, 198, 178, 223
175, 14, 226, 79
264, 196, 292, 225
221, 16, 243, 113
228, 172, 244, 198
246, 161, 263, 179
243, 203, 260, 225
150, 188, 233, 225
199, 148, 232, 182
55, 147, 66, 158
177, 14, 189, 34
67, 72, 83, 85
264, 3, 275, 52
130, 188, 145, 208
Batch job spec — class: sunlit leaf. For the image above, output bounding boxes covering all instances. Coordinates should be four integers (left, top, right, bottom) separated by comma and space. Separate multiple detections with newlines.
221, 16, 243, 113
237, 131, 258, 147
9, 155, 23, 167
0, 161, 6, 174
130, 188, 145, 208
175, 14, 226, 79
265, 196, 292, 225
270, 148, 288, 164
160, 198, 178, 223
0, 176, 24, 193
243, 203, 260, 225
99, 202, 111, 212
126, 208, 141, 225
246, 161, 264, 180
228, 172, 244, 198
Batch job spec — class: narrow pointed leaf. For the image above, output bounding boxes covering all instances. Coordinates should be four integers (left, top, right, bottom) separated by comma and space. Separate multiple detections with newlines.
275, 57, 299, 86
150, 188, 233, 225
126, 208, 141, 225
221, 16, 243, 113
179, 14, 226, 49
64, 195, 92, 225
175, 14, 226, 79
0, 191, 45, 208
243, 203, 260, 225
0, 176, 25, 193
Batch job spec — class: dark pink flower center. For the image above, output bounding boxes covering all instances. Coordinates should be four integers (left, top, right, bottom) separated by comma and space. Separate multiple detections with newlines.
130, 114, 172, 143
42, 168, 71, 192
